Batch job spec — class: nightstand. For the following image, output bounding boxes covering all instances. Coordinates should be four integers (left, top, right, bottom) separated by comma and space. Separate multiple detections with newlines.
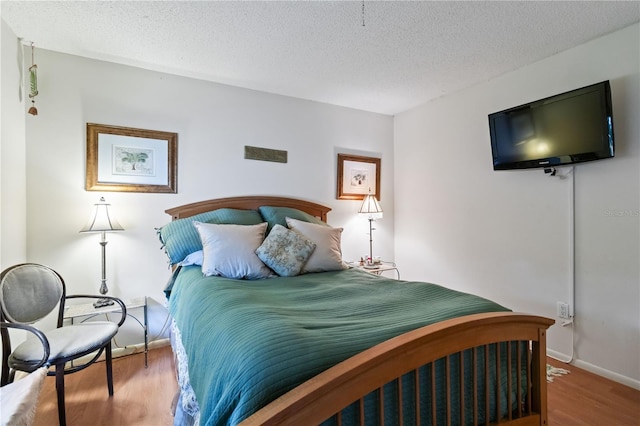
351, 262, 400, 279
63, 296, 149, 367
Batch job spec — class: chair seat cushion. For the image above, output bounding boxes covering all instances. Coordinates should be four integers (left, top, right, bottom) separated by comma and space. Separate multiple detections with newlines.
9, 322, 118, 367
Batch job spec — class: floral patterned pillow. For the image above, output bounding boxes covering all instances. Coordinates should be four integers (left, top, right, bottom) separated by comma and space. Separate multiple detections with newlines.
256, 224, 316, 277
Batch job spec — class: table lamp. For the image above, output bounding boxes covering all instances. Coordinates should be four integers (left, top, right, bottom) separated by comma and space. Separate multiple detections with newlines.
358, 190, 383, 265
80, 197, 124, 308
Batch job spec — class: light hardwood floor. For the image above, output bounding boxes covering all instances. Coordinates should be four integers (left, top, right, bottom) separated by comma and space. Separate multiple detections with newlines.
31, 346, 640, 425
32, 346, 177, 426
546, 357, 640, 425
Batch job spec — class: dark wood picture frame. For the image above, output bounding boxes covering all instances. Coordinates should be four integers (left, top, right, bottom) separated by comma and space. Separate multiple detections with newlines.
337, 154, 381, 200
86, 123, 178, 193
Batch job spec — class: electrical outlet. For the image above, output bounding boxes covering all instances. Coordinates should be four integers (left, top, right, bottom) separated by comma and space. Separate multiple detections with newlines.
557, 302, 570, 319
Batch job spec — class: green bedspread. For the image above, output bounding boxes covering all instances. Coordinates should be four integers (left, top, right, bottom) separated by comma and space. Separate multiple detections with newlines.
168, 266, 511, 426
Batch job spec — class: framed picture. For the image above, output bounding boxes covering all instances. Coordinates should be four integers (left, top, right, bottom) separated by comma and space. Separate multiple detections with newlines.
337, 154, 381, 200
86, 123, 178, 193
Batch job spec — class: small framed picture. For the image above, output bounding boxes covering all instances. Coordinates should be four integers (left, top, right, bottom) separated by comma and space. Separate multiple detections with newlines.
337, 154, 381, 200
86, 123, 178, 193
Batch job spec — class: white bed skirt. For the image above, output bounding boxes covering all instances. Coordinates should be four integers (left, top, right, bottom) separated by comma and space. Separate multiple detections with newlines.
170, 319, 201, 426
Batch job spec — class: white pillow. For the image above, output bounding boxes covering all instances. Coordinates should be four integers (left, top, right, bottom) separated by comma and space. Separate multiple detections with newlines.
285, 217, 348, 273
194, 222, 272, 280
180, 250, 203, 266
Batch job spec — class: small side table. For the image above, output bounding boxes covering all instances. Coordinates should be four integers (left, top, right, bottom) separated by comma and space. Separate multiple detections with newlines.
64, 296, 149, 367
351, 262, 400, 279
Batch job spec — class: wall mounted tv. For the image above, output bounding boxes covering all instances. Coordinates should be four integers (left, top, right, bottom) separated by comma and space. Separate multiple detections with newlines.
488, 81, 614, 170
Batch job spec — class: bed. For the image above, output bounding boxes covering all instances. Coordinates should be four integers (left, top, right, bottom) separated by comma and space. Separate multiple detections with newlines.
159, 196, 553, 426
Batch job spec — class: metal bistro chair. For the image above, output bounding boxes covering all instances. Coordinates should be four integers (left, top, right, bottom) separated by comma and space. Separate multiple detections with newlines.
0, 263, 126, 426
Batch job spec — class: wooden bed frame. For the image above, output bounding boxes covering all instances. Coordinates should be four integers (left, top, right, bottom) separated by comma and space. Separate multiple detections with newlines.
166, 196, 554, 426
165, 195, 331, 222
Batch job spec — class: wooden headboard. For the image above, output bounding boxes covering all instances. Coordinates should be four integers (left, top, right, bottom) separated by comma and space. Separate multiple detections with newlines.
165, 196, 332, 221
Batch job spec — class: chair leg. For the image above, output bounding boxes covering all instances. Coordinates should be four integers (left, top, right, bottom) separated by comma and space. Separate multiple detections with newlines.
106, 342, 114, 396
1, 363, 9, 386
55, 363, 66, 426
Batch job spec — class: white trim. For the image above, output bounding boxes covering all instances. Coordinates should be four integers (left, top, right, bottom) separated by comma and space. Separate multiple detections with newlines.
547, 349, 640, 390
74, 338, 170, 365
112, 338, 170, 357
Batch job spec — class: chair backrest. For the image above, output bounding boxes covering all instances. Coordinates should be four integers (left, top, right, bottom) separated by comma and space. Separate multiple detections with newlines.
0, 264, 64, 324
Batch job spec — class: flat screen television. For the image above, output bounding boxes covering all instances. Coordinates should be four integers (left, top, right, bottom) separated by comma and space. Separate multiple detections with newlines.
488, 81, 614, 170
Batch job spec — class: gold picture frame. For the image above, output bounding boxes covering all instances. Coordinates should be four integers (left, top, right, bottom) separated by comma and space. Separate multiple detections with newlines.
86, 123, 178, 193
337, 154, 381, 200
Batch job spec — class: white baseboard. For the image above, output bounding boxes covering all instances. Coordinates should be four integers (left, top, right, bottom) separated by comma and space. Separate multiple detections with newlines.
73, 338, 171, 364
111, 338, 170, 358
547, 349, 640, 390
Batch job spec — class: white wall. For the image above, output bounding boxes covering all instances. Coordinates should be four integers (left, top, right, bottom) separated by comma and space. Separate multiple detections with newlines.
1, 19, 27, 269
13, 48, 393, 342
394, 24, 639, 387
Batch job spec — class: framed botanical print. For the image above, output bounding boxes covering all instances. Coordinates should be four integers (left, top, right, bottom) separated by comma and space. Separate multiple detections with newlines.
337, 154, 381, 200
86, 123, 178, 193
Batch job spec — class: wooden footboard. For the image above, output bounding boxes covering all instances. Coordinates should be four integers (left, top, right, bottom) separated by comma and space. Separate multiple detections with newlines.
240, 312, 554, 426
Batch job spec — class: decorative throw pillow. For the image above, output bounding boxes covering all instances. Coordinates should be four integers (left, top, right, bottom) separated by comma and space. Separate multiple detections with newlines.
256, 224, 316, 277
194, 222, 272, 280
179, 250, 203, 266
157, 208, 264, 265
285, 217, 348, 273
258, 206, 327, 233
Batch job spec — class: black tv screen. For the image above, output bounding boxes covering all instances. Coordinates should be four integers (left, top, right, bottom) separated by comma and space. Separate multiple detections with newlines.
488, 81, 614, 170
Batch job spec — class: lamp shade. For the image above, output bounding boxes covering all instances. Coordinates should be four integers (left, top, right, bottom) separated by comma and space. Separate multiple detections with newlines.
358, 192, 383, 219
80, 197, 124, 233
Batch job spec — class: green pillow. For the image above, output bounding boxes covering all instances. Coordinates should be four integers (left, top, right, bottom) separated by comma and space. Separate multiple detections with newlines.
258, 206, 326, 233
157, 208, 263, 265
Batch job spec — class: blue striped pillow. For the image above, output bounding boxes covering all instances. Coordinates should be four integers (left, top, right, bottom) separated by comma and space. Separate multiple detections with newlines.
258, 206, 326, 233
157, 208, 263, 265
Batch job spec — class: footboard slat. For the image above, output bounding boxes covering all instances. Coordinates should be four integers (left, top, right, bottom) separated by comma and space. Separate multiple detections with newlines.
473, 347, 479, 426
496, 342, 501, 423
526, 345, 533, 414
241, 312, 553, 426
517, 342, 523, 418
459, 351, 465, 426
431, 362, 437, 425
446, 356, 451, 426
414, 369, 420, 425
507, 341, 513, 421
379, 387, 384, 424
397, 378, 403, 425
485, 344, 490, 425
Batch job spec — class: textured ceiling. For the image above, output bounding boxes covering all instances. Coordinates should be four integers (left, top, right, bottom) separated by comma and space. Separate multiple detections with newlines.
2, 1, 639, 115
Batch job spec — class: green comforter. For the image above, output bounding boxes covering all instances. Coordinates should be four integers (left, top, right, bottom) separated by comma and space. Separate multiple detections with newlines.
168, 266, 510, 426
